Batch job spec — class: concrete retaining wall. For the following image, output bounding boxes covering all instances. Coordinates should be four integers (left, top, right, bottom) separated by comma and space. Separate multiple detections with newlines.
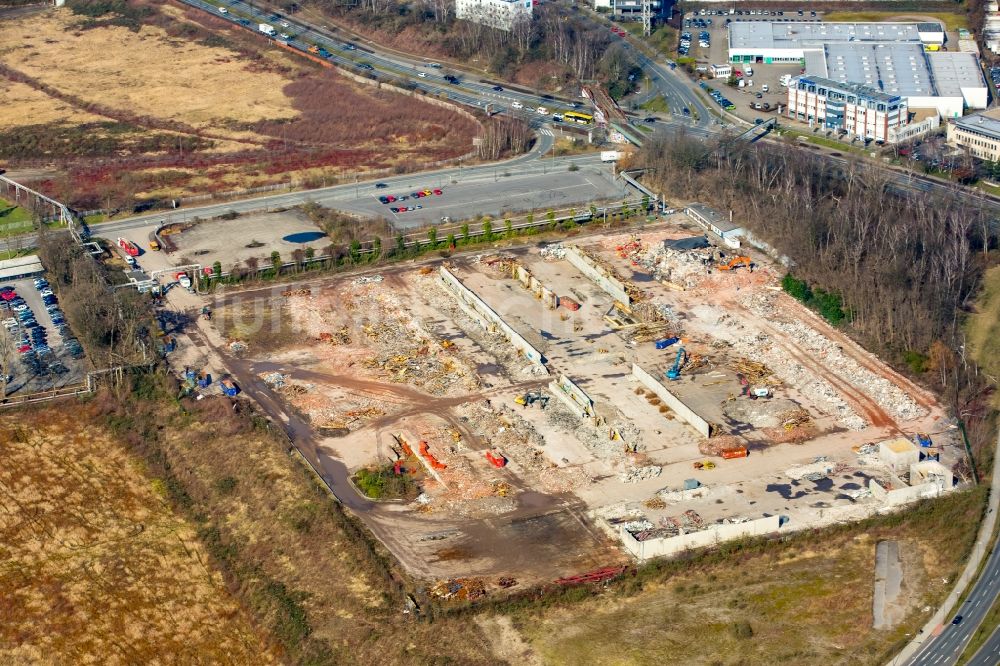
564, 245, 631, 304
549, 374, 595, 419
514, 263, 558, 309
632, 363, 710, 438
439, 267, 548, 373
619, 514, 781, 561
869, 478, 948, 508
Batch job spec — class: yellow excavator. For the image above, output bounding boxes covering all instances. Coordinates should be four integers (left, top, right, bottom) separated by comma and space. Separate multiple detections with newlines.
515, 391, 549, 408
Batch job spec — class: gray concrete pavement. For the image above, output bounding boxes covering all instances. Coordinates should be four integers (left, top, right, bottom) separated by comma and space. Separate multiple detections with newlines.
895, 429, 1000, 665
968, 624, 1000, 665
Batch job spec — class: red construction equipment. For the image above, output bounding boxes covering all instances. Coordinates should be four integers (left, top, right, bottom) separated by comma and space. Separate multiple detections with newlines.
485, 451, 507, 468
418, 440, 447, 470
555, 565, 629, 586
117, 237, 139, 257
721, 446, 748, 459
560, 296, 581, 311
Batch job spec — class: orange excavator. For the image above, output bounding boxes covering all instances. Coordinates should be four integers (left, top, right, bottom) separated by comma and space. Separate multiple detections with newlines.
718, 256, 754, 272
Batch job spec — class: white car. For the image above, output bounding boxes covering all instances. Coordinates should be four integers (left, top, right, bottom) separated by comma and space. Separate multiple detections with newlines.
218, 6, 228, 13
761, 84, 769, 93
280, 20, 290, 27
511, 101, 523, 109
279, 33, 291, 39
536, 106, 548, 115
418, 72, 427, 78
12, 304, 28, 312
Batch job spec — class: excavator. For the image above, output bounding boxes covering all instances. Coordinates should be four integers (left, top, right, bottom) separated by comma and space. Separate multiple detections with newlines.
718, 256, 754, 272
515, 391, 549, 408
666, 347, 688, 380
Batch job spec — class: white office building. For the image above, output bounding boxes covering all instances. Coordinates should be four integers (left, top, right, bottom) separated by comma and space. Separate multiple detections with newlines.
456, 0, 532, 30
787, 76, 907, 142
593, 0, 662, 20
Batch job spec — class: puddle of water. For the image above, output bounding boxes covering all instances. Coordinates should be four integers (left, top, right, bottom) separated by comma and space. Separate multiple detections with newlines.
283, 231, 327, 243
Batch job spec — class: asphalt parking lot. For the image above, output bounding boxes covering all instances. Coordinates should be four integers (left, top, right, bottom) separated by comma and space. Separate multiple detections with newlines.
0, 277, 86, 396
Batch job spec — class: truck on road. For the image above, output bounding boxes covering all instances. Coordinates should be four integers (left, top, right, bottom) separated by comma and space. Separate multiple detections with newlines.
258, 23, 276, 36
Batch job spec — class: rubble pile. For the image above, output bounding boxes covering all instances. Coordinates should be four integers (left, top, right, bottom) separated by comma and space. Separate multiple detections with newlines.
722, 398, 803, 429
539, 243, 566, 260
619, 465, 662, 483
631, 242, 719, 288
728, 332, 867, 430
741, 291, 924, 423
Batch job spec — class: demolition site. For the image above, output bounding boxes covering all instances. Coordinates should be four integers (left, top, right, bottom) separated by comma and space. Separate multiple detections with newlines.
202, 212, 964, 596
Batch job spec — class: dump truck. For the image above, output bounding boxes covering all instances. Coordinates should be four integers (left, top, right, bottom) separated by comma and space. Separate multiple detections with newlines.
258, 23, 276, 36
147, 231, 160, 251
721, 446, 748, 459
117, 237, 139, 257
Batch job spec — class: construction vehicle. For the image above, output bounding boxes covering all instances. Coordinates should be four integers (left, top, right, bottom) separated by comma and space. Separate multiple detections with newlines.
655, 336, 680, 350
693, 460, 716, 470
718, 255, 754, 271
665, 347, 687, 380
117, 237, 139, 257
721, 446, 748, 459
485, 451, 507, 468
515, 391, 549, 408
148, 231, 161, 251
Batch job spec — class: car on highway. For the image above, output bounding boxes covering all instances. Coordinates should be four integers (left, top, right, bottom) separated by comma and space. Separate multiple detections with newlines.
343, 43, 357, 50
644, 116, 656, 123
279, 33, 291, 39
317, 48, 331, 58
682, 107, 691, 116
418, 72, 427, 78
359, 63, 374, 70
492, 85, 503, 91
218, 6, 228, 13
552, 113, 564, 122
952, 615, 964, 625
511, 101, 523, 109
280, 20, 290, 27
443, 75, 459, 84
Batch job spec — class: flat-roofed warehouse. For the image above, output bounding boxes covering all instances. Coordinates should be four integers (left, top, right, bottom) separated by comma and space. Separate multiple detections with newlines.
728, 21, 988, 118
728, 21, 924, 63
805, 44, 987, 118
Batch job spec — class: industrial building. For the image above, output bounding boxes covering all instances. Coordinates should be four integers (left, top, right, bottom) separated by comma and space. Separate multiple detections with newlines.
593, 0, 662, 21
733, 21, 987, 119
684, 204, 744, 246
0, 254, 44, 282
787, 76, 908, 141
947, 110, 1000, 161
455, 0, 532, 30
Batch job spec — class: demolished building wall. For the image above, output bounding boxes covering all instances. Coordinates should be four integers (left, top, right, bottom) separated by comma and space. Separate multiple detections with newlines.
632, 363, 711, 437
439, 266, 549, 374
618, 514, 781, 560
564, 245, 632, 304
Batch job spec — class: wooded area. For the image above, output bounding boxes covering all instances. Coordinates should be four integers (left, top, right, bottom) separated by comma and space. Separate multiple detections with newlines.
640, 135, 996, 359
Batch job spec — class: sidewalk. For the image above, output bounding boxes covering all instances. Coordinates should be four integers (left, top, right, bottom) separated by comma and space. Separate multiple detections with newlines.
891, 429, 1000, 664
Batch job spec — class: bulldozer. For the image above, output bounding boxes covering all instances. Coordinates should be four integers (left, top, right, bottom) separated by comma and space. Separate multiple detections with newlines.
718, 256, 754, 272
515, 391, 549, 409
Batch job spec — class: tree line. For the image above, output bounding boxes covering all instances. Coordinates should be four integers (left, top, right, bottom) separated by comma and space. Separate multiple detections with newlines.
638, 133, 996, 369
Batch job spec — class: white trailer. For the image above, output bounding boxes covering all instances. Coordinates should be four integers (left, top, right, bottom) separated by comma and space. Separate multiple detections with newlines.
258, 23, 276, 36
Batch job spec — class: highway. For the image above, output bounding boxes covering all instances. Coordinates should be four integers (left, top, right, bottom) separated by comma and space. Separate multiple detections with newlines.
968, 624, 1000, 666
899, 429, 1000, 666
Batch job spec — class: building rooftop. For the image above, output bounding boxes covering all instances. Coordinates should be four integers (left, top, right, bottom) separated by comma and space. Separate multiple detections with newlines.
729, 21, 922, 51
795, 75, 901, 103
952, 110, 1000, 138
0, 254, 43, 281
686, 203, 741, 233
927, 51, 987, 96
803, 45, 985, 99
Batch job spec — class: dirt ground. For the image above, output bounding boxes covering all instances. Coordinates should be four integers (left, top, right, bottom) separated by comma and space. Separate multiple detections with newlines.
196, 213, 961, 593
0, 408, 272, 663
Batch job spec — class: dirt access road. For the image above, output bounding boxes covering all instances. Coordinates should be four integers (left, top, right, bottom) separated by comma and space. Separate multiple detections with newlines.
181, 299, 619, 584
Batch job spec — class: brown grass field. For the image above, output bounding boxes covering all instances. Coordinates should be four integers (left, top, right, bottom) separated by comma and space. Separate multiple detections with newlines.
0, 2, 479, 209
0, 408, 274, 663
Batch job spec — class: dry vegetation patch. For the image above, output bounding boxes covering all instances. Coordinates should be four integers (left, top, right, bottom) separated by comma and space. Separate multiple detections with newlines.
507, 489, 985, 666
0, 408, 271, 664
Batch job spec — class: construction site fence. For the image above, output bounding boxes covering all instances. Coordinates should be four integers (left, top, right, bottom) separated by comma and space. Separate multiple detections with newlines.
200, 197, 650, 284
631, 363, 711, 438
618, 514, 781, 561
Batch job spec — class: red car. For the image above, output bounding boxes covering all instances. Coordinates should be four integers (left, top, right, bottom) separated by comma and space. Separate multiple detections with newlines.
386, 195, 396, 202
17, 344, 31, 353
433, 188, 443, 195
0, 291, 16, 301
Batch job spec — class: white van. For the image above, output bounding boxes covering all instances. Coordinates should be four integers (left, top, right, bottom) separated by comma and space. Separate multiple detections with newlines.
511, 101, 523, 109
745, 66, 753, 76
536, 106, 548, 115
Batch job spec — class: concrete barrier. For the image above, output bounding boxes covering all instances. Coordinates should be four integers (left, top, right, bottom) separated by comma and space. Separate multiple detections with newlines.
439, 267, 548, 374
631, 363, 710, 438
619, 514, 781, 560
549, 374, 595, 419
564, 245, 631, 304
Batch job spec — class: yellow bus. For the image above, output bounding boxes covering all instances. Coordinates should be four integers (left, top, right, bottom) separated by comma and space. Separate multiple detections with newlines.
563, 111, 593, 125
